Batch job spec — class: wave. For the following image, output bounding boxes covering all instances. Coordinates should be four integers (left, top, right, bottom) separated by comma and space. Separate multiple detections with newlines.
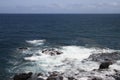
11, 39, 120, 77
23, 46, 118, 73
26, 39, 45, 46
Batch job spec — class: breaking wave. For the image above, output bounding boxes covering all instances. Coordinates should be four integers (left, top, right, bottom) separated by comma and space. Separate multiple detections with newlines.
26, 39, 45, 46
11, 39, 120, 79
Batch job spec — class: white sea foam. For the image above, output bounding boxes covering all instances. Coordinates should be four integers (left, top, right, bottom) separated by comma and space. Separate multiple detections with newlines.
26, 40, 45, 46
23, 46, 118, 73
110, 60, 120, 70
60, 46, 96, 61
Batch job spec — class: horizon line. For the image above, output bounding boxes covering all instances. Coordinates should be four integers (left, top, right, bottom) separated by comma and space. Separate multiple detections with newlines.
0, 13, 120, 15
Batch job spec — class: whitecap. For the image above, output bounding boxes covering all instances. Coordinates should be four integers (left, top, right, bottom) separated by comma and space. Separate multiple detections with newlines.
26, 39, 45, 46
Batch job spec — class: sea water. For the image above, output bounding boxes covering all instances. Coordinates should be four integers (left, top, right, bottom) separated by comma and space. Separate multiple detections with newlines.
0, 14, 120, 80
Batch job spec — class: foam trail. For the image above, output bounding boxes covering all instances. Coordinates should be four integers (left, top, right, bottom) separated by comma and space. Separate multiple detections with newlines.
26, 40, 45, 46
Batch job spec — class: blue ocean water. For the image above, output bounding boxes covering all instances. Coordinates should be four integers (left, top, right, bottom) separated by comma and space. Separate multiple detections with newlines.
0, 14, 120, 80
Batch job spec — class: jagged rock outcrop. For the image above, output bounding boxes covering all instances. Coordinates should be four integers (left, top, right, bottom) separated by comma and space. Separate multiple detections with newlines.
99, 61, 113, 69
12, 51, 120, 80
13, 72, 32, 80
46, 72, 63, 80
12, 69, 120, 80
87, 52, 120, 62
42, 48, 63, 56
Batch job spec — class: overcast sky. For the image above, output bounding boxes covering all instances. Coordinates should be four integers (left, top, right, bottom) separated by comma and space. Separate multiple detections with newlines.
0, 0, 120, 13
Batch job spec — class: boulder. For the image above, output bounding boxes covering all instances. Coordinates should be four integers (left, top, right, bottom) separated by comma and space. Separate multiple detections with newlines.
99, 61, 112, 69
42, 48, 63, 56
13, 72, 32, 80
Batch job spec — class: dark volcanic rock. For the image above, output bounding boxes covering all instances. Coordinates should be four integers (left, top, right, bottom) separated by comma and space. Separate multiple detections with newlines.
91, 77, 102, 80
47, 72, 63, 80
36, 78, 44, 80
18, 47, 28, 50
13, 51, 120, 80
111, 70, 120, 80
13, 72, 32, 80
42, 48, 63, 56
68, 77, 76, 80
99, 61, 112, 69
87, 52, 120, 62
37, 73, 43, 76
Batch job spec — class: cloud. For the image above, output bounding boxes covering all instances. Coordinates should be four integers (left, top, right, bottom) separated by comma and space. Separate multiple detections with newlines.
97, 2, 120, 8
0, 0, 120, 13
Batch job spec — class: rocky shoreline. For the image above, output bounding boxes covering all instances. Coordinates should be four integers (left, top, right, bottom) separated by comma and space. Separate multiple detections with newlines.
12, 49, 120, 80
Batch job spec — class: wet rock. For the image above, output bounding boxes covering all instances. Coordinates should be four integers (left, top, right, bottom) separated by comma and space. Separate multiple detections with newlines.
13, 72, 32, 80
47, 72, 63, 80
36, 73, 47, 80
68, 77, 76, 80
37, 73, 43, 76
91, 77, 102, 80
111, 70, 120, 80
99, 61, 113, 69
87, 52, 120, 62
36, 78, 44, 80
18, 47, 28, 50
42, 48, 63, 56
47, 76, 63, 80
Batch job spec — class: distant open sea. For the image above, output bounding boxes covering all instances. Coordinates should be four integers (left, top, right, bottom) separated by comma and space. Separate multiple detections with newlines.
0, 14, 120, 80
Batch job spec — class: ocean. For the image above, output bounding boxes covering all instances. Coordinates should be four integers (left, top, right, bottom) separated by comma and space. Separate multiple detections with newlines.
0, 14, 120, 80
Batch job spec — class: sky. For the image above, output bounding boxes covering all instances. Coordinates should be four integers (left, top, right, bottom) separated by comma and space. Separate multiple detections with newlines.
0, 0, 120, 13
